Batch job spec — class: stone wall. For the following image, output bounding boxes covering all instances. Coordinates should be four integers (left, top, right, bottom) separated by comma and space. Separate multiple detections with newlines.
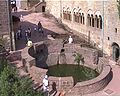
29, 2, 46, 13
0, 1, 10, 35
45, 0, 120, 56
25, 41, 112, 95
0, 1, 11, 50
22, 47, 47, 84
49, 76, 74, 92
7, 51, 22, 62
64, 44, 99, 66
20, 0, 28, 10
28, 41, 99, 67
66, 65, 112, 95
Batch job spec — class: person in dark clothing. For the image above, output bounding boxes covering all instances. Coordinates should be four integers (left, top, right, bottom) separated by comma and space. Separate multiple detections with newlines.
38, 21, 44, 34
19, 26, 22, 38
27, 27, 31, 38
16, 28, 22, 40
25, 30, 29, 41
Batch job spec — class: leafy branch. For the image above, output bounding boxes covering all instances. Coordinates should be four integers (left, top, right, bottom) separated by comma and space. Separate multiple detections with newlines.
73, 52, 84, 66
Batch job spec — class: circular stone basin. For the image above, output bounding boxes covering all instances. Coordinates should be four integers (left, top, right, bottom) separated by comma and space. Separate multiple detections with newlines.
47, 64, 99, 84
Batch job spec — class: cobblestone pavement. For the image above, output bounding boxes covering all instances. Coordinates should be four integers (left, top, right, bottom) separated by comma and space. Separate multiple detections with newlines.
12, 10, 120, 96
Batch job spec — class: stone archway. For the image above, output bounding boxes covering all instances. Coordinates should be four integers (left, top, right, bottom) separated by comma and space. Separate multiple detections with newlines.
112, 42, 119, 61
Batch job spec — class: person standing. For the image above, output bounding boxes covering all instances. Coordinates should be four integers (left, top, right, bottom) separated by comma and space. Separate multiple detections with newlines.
20, 15, 23, 21
25, 30, 29, 41
38, 21, 44, 34
68, 36, 73, 44
42, 75, 49, 95
28, 27, 31, 38
27, 39, 33, 47
38, 21, 42, 30
34, 25, 37, 32
18, 26, 22, 39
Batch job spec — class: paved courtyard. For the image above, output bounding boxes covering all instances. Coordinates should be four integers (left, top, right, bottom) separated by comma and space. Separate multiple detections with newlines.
13, 9, 67, 50
12, 10, 120, 96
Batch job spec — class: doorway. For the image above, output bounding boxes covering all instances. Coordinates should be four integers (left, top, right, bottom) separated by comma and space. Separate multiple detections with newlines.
112, 42, 119, 61
42, 6, 45, 12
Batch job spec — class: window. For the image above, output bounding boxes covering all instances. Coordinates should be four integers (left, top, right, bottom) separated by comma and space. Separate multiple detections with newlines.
63, 11, 67, 19
90, 16, 91, 26
97, 16, 99, 28
82, 13, 84, 24
74, 12, 77, 22
79, 13, 81, 23
80, 14, 82, 24
87, 14, 90, 26
115, 28, 117, 33
99, 15, 102, 29
76, 13, 79, 23
74, 12, 79, 23
95, 15, 97, 27
67, 11, 71, 21
91, 14, 94, 27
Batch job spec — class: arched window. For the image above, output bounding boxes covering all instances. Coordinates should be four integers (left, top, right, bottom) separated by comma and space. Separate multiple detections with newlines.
63, 11, 66, 19
80, 13, 82, 24
90, 16, 91, 26
79, 13, 81, 23
69, 12, 72, 21
74, 12, 77, 22
99, 15, 102, 29
87, 14, 90, 26
96, 16, 99, 28
67, 11, 71, 21
66, 11, 69, 20
82, 13, 84, 24
91, 14, 94, 27
95, 15, 97, 27
76, 13, 79, 23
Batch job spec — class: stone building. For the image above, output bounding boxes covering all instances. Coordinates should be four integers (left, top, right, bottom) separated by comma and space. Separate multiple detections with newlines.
44, 0, 120, 61
20, 0, 45, 10
0, 0, 15, 51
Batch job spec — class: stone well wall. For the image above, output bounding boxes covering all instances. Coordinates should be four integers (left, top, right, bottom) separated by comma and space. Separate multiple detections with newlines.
26, 40, 112, 95
66, 65, 112, 95
22, 47, 47, 84
7, 51, 22, 62
48, 76, 74, 92
28, 40, 99, 67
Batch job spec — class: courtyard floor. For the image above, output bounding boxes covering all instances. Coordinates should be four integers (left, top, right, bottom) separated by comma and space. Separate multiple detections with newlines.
12, 9, 120, 96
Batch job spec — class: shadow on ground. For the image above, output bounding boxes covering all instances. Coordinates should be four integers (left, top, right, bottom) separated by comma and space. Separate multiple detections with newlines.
12, 11, 31, 17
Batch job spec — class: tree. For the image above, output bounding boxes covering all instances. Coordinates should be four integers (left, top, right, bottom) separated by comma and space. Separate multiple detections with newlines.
0, 60, 43, 96
73, 52, 84, 66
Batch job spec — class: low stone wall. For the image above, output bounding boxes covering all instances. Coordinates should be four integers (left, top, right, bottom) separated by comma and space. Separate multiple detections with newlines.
48, 76, 74, 92
7, 51, 22, 62
26, 40, 111, 95
46, 43, 98, 67
22, 47, 47, 84
66, 65, 112, 95
28, 40, 98, 67
29, 66, 47, 84
64, 44, 99, 65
